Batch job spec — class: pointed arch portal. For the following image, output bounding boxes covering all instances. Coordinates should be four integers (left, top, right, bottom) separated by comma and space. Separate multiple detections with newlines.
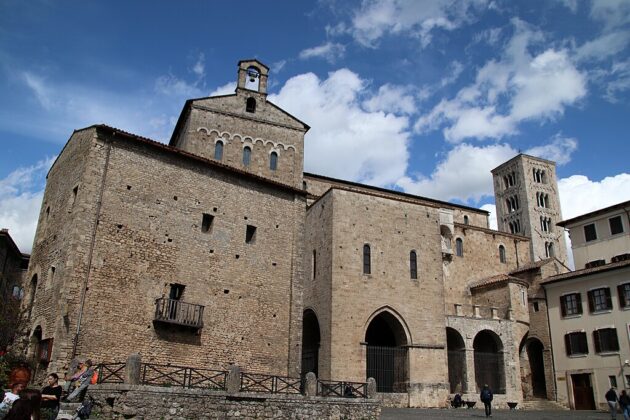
365, 311, 409, 393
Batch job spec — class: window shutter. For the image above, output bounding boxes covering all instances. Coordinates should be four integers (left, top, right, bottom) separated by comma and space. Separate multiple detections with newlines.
560, 297, 567, 317
580, 333, 589, 354
611, 329, 620, 351
605, 288, 612, 309
564, 334, 572, 356
618, 285, 626, 307
587, 291, 595, 312
576, 294, 583, 314
593, 330, 601, 353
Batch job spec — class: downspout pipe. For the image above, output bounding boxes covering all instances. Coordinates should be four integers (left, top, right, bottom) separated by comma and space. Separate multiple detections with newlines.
72, 134, 112, 358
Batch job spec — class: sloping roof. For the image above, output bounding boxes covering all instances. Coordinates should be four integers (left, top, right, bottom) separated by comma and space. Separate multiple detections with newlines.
62, 124, 306, 196
542, 258, 630, 286
0, 228, 22, 256
557, 199, 630, 227
509, 258, 555, 275
469, 273, 528, 290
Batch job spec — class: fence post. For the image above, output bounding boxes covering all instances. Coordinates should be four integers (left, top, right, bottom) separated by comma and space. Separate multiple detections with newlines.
304, 372, 317, 397
367, 377, 377, 398
226, 365, 241, 394
125, 353, 141, 385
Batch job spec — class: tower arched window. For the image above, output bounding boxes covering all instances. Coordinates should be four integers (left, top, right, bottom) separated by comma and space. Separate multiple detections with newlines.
455, 238, 463, 257
214, 141, 224, 161
363, 244, 371, 275
243, 146, 251, 166
270, 151, 278, 171
499, 245, 506, 263
410, 250, 417, 279
463, 215, 469, 225
246, 97, 256, 113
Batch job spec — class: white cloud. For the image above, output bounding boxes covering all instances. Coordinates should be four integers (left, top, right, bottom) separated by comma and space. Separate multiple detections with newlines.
558, 173, 630, 221
209, 82, 236, 96
396, 142, 517, 202
472, 27, 502, 46
22, 72, 55, 110
604, 58, 630, 101
589, 0, 630, 30
481, 203, 497, 229
270, 69, 411, 186
415, 18, 587, 142
191, 53, 205, 78
155, 74, 204, 97
575, 30, 630, 62
349, 0, 488, 48
0, 157, 55, 253
362, 84, 417, 114
524, 133, 578, 165
299, 42, 346, 63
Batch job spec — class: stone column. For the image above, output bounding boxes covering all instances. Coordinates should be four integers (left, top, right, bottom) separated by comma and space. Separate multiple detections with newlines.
367, 377, 377, 399
226, 365, 241, 394
465, 348, 477, 394
125, 353, 141, 385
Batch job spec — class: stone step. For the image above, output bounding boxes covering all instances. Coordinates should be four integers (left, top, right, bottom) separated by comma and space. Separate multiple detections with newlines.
56, 402, 82, 420
520, 399, 569, 410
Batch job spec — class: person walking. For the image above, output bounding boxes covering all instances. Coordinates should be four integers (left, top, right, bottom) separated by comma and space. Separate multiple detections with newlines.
606, 386, 619, 420
480, 384, 493, 418
619, 389, 630, 420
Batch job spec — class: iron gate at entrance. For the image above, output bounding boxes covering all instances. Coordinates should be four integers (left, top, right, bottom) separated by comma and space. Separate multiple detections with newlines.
366, 345, 408, 392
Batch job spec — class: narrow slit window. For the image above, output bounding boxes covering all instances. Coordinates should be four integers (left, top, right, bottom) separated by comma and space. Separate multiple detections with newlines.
499, 245, 506, 263
246, 97, 256, 113
312, 250, 317, 279
214, 141, 224, 161
410, 250, 417, 279
201, 213, 214, 233
246, 225, 257, 244
71, 186, 78, 208
243, 146, 251, 166
363, 244, 371, 275
455, 238, 463, 257
270, 151, 278, 171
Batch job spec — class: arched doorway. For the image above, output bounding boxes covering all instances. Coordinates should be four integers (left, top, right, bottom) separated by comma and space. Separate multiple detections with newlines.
473, 330, 505, 393
446, 327, 467, 393
520, 336, 547, 399
301, 309, 320, 378
365, 311, 409, 393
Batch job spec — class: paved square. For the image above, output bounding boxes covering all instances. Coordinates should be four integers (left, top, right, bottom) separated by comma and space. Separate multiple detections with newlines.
382, 408, 608, 419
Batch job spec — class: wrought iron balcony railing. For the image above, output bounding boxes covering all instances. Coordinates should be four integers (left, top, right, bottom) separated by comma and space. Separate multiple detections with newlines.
154, 297, 204, 330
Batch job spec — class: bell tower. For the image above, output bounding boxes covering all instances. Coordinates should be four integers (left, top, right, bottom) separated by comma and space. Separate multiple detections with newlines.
492, 154, 568, 265
237, 59, 269, 95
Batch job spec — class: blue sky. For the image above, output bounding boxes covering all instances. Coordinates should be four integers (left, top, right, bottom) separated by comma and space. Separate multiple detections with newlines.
1, 0, 630, 252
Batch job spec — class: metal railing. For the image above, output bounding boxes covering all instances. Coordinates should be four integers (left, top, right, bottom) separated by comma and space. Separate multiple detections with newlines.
141, 363, 227, 390
239, 372, 303, 394
153, 298, 204, 329
318, 380, 368, 398
96, 363, 126, 384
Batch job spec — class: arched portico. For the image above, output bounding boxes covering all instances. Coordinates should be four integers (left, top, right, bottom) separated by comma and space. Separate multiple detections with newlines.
473, 330, 505, 393
446, 327, 467, 393
301, 309, 320, 378
519, 335, 547, 399
364, 309, 410, 393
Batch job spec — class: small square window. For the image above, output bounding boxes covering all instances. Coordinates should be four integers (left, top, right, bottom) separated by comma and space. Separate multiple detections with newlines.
588, 288, 612, 312
246, 225, 257, 244
610, 216, 624, 235
561, 293, 582, 317
584, 223, 597, 242
564, 332, 588, 356
594, 328, 619, 353
609, 376, 618, 388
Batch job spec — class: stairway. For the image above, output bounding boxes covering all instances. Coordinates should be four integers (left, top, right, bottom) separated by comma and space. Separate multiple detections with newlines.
520, 399, 569, 410
56, 402, 82, 419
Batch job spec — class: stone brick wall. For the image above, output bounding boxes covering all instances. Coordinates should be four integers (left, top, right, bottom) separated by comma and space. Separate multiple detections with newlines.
88, 384, 381, 420
27, 126, 306, 378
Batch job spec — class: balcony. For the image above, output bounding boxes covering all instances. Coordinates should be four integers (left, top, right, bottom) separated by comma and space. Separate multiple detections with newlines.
153, 298, 204, 331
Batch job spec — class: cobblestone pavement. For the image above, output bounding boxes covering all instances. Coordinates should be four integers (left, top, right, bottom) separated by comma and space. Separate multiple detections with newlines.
381, 407, 608, 419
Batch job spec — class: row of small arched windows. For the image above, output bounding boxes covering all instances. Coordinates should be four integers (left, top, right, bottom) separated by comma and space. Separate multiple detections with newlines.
214, 142, 278, 171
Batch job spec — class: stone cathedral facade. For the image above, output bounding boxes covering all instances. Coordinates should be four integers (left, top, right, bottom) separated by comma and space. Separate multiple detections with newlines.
22, 59, 570, 407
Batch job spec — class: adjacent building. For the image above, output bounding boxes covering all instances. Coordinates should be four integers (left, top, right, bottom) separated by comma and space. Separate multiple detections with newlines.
1, 228, 30, 351
543, 200, 630, 410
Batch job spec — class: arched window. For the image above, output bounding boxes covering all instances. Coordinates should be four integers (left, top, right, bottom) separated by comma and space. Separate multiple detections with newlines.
545, 242, 554, 258
363, 244, 371, 274
455, 238, 463, 257
246, 97, 256, 113
463, 215, 469, 225
214, 141, 224, 161
270, 151, 278, 171
499, 245, 506, 263
410, 251, 417, 279
242, 146, 251, 166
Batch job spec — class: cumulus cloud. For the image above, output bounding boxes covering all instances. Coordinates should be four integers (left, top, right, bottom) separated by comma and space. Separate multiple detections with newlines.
397, 143, 517, 203
349, 0, 488, 47
558, 173, 630, 221
362, 84, 417, 114
299, 42, 346, 63
270, 69, 411, 186
415, 18, 586, 142
0, 157, 55, 253
209, 82, 236, 96
524, 133, 578, 165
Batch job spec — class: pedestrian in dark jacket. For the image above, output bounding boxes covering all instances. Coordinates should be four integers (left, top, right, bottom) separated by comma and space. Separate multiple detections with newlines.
606, 387, 619, 420
480, 384, 493, 417
619, 390, 630, 420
